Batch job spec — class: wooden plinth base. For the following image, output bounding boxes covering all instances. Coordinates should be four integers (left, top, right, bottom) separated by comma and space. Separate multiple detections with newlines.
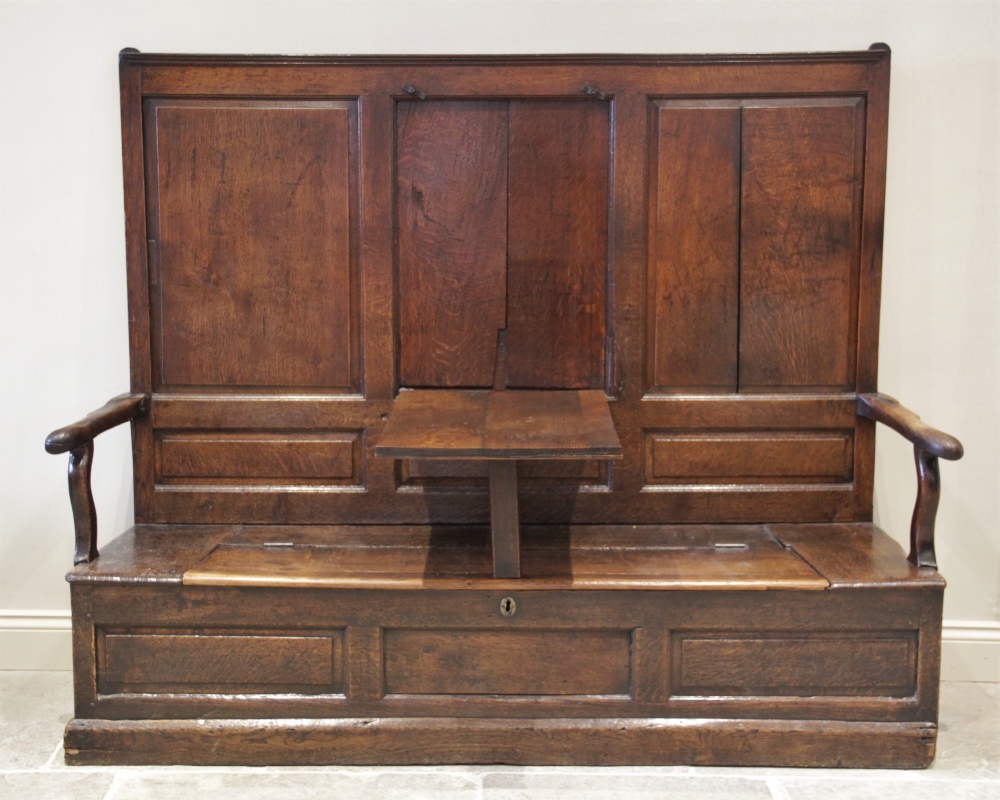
64, 717, 936, 768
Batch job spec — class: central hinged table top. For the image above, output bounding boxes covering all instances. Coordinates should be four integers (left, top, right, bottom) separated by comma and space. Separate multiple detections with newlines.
374, 389, 622, 461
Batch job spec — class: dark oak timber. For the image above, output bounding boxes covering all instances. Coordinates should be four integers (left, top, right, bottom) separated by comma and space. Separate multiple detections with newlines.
375, 390, 622, 460
506, 100, 609, 389
396, 101, 508, 387
489, 461, 521, 578
375, 389, 622, 576
45, 393, 148, 455
182, 525, 829, 591
63, 718, 936, 768
45, 48, 964, 768
648, 101, 740, 392
857, 393, 964, 459
67, 442, 97, 564
46, 393, 149, 562
857, 393, 964, 567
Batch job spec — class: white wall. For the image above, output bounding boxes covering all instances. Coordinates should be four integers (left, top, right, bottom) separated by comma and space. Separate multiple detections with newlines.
1, 0, 997, 678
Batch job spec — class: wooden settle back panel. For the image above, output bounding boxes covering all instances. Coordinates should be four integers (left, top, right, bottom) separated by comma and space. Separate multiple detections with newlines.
122, 50, 890, 529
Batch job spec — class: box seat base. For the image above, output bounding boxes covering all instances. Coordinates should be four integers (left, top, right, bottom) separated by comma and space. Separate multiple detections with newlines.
65, 523, 944, 768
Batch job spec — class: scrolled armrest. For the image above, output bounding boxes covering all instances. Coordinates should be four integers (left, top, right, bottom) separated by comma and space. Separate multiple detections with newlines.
857, 393, 963, 459
857, 392, 964, 569
45, 392, 149, 564
45, 393, 149, 454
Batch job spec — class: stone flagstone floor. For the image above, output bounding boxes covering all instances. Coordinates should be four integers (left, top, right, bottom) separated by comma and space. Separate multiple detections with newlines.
1, 672, 997, 799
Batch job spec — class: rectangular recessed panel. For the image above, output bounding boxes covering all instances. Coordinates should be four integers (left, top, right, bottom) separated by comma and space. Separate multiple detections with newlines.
673, 633, 916, 696
157, 431, 360, 484
646, 431, 853, 484
384, 629, 631, 695
739, 99, 864, 391
148, 100, 356, 389
506, 100, 610, 389
396, 100, 508, 387
648, 101, 740, 392
99, 631, 342, 694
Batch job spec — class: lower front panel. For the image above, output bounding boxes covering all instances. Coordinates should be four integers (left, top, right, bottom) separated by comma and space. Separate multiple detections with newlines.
71, 583, 941, 726
383, 628, 632, 696
97, 628, 345, 696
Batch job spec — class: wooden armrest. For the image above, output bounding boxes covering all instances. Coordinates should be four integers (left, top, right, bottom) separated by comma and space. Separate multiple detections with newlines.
856, 392, 964, 569
45, 393, 149, 564
45, 393, 149, 454
856, 393, 963, 460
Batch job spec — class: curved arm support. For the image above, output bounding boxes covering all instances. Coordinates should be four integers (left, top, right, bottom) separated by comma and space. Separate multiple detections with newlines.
856, 393, 963, 460
68, 442, 98, 564
857, 392, 964, 568
45, 393, 149, 564
45, 393, 149, 455
911, 447, 941, 569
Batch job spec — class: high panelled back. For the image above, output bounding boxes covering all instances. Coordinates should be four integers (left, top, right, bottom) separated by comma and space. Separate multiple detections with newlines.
125, 51, 889, 526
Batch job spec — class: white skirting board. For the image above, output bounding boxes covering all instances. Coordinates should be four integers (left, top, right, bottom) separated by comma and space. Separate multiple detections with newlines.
0, 611, 73, 671
2, 611, 998, 681
941, 621, 1000, 683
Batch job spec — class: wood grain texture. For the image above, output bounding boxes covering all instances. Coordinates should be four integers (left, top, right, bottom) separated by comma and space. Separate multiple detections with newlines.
396, 101, 508, 387
911, 449, 942, 569
357, 91, 396, 403
79, 522, 936, 589
131, 54, 879, 100
46, 393, 149, 454
150, 477, 862, 526
489, 460, 521, 578
120, 56, 156, 524
147, 100, 355, 389
49, 50, 956, 770
156, 431, 359, 484
63, 717, 937, 767
375, 390, 486, 456
399, 458, 605, 488
856, 50, 892, 396
484, 390, 621, 457
375, 390, 622, 459
83, 522, 790, 553
120, 56, 152, 396
99, 630, 342, 693
739, 99, 864, 391
111, 56, 896, 529
181, 524, 827, 591
66, 525, 233, 585
638, 394, 857, 429
150, 395, 388, 430
856, 393, 963, 460
346, 627, 384, 701
384, 629, 631, 695
506, 100, 609, 389
648, 101, 740, 392
631, 627, 669, 703
68, 442, 98, 564
672, 632, 916, 696
70, 588, 98, 719
45, 392, 149, 563
646, 431, 853, 484
768, 523, 946, 589
73, 574, 941, 725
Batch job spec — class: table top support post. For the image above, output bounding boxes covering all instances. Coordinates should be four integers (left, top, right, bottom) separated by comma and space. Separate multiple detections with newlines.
489, 460, 521, 578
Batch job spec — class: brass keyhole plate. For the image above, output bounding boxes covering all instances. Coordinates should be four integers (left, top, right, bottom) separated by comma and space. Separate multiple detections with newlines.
500, 596, 517, 617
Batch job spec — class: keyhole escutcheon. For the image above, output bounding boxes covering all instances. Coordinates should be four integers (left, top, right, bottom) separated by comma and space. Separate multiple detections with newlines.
500, 597, 517, 617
